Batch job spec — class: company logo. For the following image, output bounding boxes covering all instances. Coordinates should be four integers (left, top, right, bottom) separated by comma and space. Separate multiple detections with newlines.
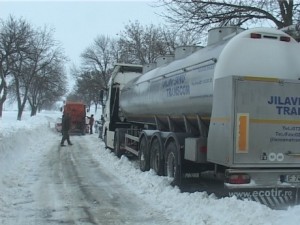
267, 96, 300, 115
162, 74, 190, 97
229, 189, 293, 198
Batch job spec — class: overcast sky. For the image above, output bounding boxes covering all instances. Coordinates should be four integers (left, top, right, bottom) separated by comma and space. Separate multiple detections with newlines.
0, 0, 165, 68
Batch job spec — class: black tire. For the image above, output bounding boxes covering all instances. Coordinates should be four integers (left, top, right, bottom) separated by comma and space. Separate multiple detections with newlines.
114, 129, 123, 158
164, 141, 181, 185
138, 136, 150, 172
150, 138, 164, 176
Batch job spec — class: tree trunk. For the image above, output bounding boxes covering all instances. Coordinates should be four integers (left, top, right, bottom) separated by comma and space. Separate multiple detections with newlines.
0, 78, 8, 118
31, 106, 38, 116
0, 102, 3, 118
17, 110, 23, 121
16, 95, 27, 120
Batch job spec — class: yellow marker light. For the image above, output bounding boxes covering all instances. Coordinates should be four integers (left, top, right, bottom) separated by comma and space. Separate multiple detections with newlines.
236, 113, 249, 153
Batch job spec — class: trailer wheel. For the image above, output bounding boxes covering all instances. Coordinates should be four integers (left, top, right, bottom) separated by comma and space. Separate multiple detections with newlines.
150, 138, 164, 176
114, 129, 123, 158
139, 136, 150, 172
164, 141, 180, 185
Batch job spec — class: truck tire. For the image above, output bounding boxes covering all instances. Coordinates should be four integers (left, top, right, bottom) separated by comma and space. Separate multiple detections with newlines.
114, 129, 123, 158
139, 136, 150, 172
164, 141, 180, 185
150, 138, 164, 176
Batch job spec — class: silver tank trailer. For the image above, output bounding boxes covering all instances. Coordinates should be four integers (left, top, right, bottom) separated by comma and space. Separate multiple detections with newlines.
120, 27, 300, 124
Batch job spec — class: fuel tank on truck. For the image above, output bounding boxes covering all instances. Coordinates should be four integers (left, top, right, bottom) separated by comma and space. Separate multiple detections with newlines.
119, 27, 300, 124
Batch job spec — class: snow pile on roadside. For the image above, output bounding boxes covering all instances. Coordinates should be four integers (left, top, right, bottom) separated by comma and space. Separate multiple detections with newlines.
0, 110, 58, 138
0, 112, 61, 225
1, 110, 300, 225
88, 138, 300, 225
0, 111, 60, 182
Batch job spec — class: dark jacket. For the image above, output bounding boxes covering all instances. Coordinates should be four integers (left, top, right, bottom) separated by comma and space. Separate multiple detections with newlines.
62, 114, 71, 131
88, 116, 94, 125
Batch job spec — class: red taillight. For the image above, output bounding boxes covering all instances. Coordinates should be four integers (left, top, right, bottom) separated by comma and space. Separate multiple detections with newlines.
250, 33, 262, 39
280, 36, 291, 42
226, 174, 251, 184
200, 146, 207, 153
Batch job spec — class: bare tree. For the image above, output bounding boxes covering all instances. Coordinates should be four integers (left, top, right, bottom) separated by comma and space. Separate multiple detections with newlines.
118, 21, 166, 64
27, 61, 67, 116
70, 70, 106, 112
0, 16, 32, 117
159, 0, 300, 33
9, 24, 66, 120
118, 21, 202, 65
80, 35, 114, 91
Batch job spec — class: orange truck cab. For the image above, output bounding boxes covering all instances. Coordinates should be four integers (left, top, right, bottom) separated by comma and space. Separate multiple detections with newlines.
63, 101, 88, 135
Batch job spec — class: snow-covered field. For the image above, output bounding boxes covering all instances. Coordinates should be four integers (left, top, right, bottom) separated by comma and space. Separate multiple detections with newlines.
1, 110, 300, 225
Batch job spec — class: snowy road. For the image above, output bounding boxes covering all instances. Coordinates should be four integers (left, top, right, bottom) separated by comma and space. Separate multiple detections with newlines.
0, 131, 180, 225
1, 111, 300, 225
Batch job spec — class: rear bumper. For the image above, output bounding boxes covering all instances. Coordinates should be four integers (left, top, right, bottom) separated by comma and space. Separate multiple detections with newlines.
221, 168, 300, 209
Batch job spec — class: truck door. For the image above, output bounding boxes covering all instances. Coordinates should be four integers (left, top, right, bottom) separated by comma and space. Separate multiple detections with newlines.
234, 77, 300, 166
109, 83, 120, 130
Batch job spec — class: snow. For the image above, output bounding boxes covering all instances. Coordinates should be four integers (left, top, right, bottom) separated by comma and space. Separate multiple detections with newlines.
1, 110, 300, 224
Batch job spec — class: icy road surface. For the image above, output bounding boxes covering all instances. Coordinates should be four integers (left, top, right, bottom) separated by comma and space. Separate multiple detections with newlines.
0, 131, 180, 224
1, 111, 300, 225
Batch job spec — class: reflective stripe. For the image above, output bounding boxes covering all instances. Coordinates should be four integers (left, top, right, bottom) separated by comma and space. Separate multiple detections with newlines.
250, 118, 300, 125
243, 76, 280, 83
236, 113, 249, 153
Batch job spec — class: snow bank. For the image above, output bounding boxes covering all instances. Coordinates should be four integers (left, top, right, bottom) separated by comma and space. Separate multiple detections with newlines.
1, 110, 300, 225
89, 140, 300, 225
0, 111, 59, 180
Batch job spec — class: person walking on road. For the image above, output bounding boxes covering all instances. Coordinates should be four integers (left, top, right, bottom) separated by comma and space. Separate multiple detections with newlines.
98, 115, 104, 138
61, 113, 73, 146
87, 114, 94, 134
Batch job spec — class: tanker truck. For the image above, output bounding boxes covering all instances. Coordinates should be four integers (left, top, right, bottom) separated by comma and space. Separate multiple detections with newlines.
101, 27, 300, 208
